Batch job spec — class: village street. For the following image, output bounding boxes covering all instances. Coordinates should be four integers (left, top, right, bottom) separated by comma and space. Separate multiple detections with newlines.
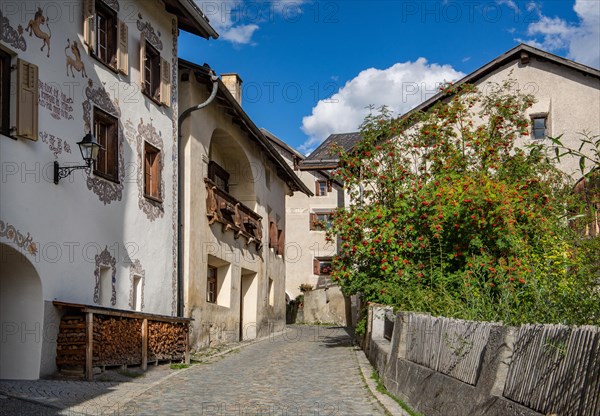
0, 326, 394, 415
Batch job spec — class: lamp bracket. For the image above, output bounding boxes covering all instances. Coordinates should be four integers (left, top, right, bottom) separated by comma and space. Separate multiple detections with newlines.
54, 161, 92, 184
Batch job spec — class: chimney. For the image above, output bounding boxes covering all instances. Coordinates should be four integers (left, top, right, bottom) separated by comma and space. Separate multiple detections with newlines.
221, 73, 243, 106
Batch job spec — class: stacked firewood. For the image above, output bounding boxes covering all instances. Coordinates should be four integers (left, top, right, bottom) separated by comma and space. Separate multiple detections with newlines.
148, 321, 187, 361
95, 316, 142, 366
56, 314, 88, 368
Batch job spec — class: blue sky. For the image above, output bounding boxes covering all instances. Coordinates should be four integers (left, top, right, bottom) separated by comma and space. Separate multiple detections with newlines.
180, 1, 600, 154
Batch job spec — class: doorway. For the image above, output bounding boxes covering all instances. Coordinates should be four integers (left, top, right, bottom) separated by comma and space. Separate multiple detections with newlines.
240, 269, 257, 341
0, 244, 44, 379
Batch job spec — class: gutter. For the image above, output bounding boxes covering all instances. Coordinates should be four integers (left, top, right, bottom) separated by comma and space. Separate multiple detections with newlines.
176, 71, 220, 317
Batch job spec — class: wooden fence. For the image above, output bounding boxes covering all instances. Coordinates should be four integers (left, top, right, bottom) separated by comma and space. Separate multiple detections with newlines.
402, 313, 497, 385
503, 324, 600, 416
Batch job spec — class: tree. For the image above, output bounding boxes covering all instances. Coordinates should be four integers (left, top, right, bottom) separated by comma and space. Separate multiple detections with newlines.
328, 80, 599, 326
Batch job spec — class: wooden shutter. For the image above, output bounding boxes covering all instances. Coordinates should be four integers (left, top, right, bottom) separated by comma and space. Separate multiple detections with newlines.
327, 180, 333, 192
117, 19, 128, 75
315, 181, 320, 196
16, 60, 38, 141
107, 120, 118, 180
144, 149, 151, 195
277, 229, 285, 255
160, 57, 171, 107
269, 221, 278, 249
313, 258, 320, 275
83, 0, 95, 50
309, 213, 316, 230
139, 36, 146, 92
153, 151, 161, 198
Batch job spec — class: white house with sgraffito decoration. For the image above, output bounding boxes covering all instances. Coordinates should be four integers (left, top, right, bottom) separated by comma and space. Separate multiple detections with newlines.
0, 0, 217, 380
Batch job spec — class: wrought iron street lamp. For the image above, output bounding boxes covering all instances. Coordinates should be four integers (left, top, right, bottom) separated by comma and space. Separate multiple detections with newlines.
54, 133, 103, 184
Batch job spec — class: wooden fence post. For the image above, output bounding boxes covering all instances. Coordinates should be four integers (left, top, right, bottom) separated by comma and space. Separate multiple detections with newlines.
141, 318, 148, 371
85, 312, 94, 381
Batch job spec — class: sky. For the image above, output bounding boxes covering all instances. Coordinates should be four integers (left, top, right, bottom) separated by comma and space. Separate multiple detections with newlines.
179, 0, 600, 155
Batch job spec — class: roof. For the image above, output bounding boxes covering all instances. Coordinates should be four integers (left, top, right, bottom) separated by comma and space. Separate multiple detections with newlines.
299, 44, 600, 169
300, 132, 362, 170
179, 59, 312, 196
409, 43, 599, 116
261, 128, 342, 186
166, 0, 219, 39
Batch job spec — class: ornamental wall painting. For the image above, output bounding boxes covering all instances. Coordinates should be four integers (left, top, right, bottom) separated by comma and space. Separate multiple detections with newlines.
39, 131, 72, 157
82, 79, 125, 205
135, 118, 165, 221
137, 14, 163, 51
0, 9, 27, 51
94, 246, 117, 306
0, 220, 38, 257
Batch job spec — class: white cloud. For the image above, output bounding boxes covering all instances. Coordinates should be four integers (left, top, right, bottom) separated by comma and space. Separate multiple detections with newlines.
196, 0, 309, 45
299, 59, 465, 153
497, 0, 520, 13
520, 0, 600, 68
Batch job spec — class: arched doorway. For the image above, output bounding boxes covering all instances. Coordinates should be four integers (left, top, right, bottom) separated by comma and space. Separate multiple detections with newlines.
208, 129, 257, 210
0, 243, 44, 380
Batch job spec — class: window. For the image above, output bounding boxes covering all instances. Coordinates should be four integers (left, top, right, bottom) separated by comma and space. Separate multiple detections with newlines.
531, 115, 547, 140
315, 180, 332, 196
313, 257, 333, 276
268, 221, 278, 249
207, 266, 217, 303
0, 49, 10, 136
140, 37, 171, 106
93, 107, 119, 182
131, 275, 142, 311
142, 42, 160, 100
310, 212, 334, 231
95, 1, 117, 68
83, 0, 128, 74
144, 142, 161, 201
208, 161, 230, 192
265, 167, 271, 190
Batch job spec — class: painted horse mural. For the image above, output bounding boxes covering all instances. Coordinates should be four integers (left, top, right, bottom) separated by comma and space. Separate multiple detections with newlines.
65, 39, 87, 78
26, 8, 51, 57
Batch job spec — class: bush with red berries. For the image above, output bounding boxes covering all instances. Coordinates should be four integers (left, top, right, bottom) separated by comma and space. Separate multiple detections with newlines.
329, 80, 599, 325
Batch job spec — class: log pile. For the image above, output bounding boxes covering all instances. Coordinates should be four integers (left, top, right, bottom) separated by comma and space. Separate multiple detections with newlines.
55, 307, 190, 374
56, 314, 87, 368
148, 321, 187, 361
95, 316, 142, 366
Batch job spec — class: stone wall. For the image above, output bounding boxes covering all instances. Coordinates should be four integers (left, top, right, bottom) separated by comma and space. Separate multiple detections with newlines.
297, 287, 354, 326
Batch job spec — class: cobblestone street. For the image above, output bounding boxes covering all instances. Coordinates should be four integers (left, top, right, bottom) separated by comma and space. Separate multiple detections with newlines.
0, 326, 388, 415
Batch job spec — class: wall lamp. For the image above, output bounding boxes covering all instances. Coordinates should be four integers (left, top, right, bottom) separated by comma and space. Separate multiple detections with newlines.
54, 133, 103, 184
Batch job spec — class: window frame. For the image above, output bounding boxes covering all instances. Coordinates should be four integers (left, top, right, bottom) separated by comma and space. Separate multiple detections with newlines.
208, 160, 230, 193
207, 265, 217, 304
311, 212, 334, 231
530, 114, 548, 140
314, 257, 333, 276
0, 49, 10, 136
93, 107, 119, 183
93, 0, 118, 71
144, 141, 162, 202
142, 42, 161, 103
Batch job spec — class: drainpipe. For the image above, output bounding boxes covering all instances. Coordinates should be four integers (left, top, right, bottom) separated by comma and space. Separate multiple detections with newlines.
177, 70, 219, 317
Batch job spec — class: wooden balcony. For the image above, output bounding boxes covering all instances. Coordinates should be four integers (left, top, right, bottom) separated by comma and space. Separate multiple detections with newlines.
205, 178, 263, 250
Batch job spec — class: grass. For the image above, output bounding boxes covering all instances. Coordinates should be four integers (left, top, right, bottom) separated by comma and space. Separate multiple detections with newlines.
169, 363, 190, 370
370, 370, 424, 416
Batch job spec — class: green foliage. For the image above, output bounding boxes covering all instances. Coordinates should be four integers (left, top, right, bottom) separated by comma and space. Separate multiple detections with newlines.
329, 80, 600, 326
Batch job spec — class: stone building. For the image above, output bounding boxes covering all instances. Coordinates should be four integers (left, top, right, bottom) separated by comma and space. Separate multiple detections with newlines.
177, 60, 311, 349
0, 0, 217, 380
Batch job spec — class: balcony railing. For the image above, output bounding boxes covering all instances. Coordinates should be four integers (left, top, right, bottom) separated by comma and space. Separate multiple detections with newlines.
205, 178, 263, 250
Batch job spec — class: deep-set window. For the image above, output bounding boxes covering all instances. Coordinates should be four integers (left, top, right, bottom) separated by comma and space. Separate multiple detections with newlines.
93, 107, 119, 182
95, 1, 117, 68
313, 257, 333, 276
0, 49, 10, 136
208, 160, 230, 192
207, 266, 217, 303
310, 212, 334, 231
144, 142, 161, 201
531, 115, 547, 140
